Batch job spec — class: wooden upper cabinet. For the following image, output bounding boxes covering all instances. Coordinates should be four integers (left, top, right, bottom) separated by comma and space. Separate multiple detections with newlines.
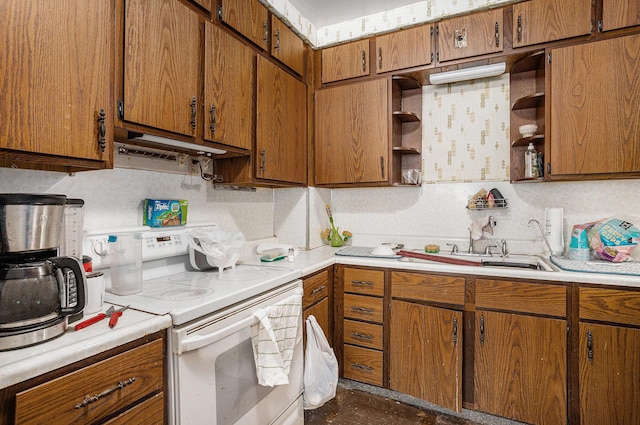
219, 0, 269, 51
123, 0, 200, 137
189, 0, 211, 11
204, 23, 254, 151
513, 0, 592, 48
321, 39, 370, 83
256, 56, 307, 184
271, 16, 305, 76
315, 78, 389, 185
0, 0, 113, 163
549, 34, 640, 176
437, 9, 503, 62
601, 0, 640, 31
375, 25, 433, 73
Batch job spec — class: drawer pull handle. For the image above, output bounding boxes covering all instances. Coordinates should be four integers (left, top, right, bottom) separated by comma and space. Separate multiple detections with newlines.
351, 306, 374, 314
74, 377, 137, 409
351, 280, 374, 287
351, 362, 373, 371
311, 285, 326, 295
351, 332, 373, 340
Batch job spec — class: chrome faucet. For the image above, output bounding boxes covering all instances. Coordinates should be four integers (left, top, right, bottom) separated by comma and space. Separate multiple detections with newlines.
528, 219, 556, 255
468, 216, 497, 254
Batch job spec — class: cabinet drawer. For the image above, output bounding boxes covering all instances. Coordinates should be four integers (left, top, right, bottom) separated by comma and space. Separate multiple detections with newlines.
303, 269, 330, 309
15, 339, 164, 425
392, 271, 465, 306
344, 294, 384, 323
343, 345, 383, 386
104, 392, 164, 425
344, 268, 385, 296
344, 320, 383, 350
580, 287, 640, 326
475, 279, 566, 317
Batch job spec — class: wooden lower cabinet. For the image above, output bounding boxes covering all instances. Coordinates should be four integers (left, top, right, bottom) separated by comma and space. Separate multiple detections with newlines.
303, 268, 333, 348
2, 332, 165, 425
390, 300, 462, 412
579, 286, 640, 424
473, 310, 567, 425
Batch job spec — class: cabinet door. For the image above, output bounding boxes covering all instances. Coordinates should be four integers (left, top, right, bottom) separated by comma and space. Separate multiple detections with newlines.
438, 9, 503, 62
474, 311, 567, 425
1, 0, 113, 161
602, 0, 640, 31
204, 23, 254, 151
321, 39, 370, 83
390, 300, 463, 412
271, 16, 305, 76
579, 323, 640, 425
123, 0, 200, 136
549, 34, 640, 176
513, 0, 592, 48
376, 25, 433, 73
256, 56, 307, 184
219, 0, 269, 51
315, 78, 389, 185
304, 298, 330, 349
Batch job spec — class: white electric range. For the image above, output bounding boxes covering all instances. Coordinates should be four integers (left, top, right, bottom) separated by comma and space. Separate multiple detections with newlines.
84, 225, 304, 425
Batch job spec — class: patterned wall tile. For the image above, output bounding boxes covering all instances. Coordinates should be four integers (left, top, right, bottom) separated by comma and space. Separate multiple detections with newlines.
423, 74, 510, 182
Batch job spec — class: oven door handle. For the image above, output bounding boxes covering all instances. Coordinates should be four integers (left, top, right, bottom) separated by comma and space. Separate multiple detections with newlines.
177, 315, 258, 354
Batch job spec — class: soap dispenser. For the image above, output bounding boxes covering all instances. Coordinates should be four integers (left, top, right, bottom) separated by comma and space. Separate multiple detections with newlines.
524, 143, 537, 178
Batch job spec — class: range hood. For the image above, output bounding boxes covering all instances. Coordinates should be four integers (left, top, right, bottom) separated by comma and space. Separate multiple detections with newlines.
131, 133, 227, 155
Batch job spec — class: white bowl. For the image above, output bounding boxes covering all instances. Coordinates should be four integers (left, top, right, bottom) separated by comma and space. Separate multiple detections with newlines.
371, 245, 395, 256
519, 124, 538, 138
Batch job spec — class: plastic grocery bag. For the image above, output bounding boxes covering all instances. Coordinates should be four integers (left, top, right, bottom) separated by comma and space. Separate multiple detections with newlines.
303, 315, 338, 410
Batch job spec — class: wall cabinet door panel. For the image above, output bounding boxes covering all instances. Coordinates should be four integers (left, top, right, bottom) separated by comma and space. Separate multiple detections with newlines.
438, 9, 503, 62
602, 0, 640, 31
123, 0, 200, 136
513, 0, 592, 48
376, 25, 433, 73
271, 16, 305, 76
315, 78, 389, 185
549, 34, 640, 176
219, 0, 269, 51
321, 39, 370, 83
256, 56, 307, 184
204, 23, 254, 151
1, 0, 113, 163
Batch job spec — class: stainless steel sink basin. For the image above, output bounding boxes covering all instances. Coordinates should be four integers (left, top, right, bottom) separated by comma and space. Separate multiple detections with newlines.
400, 251, 556, 272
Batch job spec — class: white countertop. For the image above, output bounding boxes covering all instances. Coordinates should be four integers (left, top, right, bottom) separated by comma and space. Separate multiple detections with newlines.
3, 244, 638, 391
0, 305, 171, 390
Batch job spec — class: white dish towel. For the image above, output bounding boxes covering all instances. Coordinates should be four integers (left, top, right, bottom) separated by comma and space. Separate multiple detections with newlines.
250, 292, 302, 387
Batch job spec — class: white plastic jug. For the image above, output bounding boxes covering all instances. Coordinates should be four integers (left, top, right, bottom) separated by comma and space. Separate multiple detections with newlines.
109, 233, 143, 295
545, 207, 565, 256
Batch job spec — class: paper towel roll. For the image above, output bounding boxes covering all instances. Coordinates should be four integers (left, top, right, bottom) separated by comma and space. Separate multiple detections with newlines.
545, 207, 564, 255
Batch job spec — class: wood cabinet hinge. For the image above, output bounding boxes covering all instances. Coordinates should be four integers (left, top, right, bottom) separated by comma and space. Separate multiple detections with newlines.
597, 19, 603, 33
547, 52, 552, 64
117, 100, 124, 120
546, 162, 551, 175
217, 5, 222, 20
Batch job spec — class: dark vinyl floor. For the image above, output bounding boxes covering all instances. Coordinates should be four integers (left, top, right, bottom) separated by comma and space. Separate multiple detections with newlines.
304, 386, 474, 425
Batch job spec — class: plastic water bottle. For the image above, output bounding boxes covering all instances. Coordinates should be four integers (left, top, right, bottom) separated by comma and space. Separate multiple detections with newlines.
524, 143, 537, 178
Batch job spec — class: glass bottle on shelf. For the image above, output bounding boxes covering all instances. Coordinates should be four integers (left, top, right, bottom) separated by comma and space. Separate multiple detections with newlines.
524, 143, 538, 178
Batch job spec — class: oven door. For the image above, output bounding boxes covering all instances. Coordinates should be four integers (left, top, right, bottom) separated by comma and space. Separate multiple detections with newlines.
168, 281, 304, 425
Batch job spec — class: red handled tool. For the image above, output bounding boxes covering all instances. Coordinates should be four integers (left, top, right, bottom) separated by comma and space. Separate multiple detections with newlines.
74, 305, 129, 330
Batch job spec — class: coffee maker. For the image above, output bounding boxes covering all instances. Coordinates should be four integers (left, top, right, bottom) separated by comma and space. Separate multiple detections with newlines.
0, 194, 86, 351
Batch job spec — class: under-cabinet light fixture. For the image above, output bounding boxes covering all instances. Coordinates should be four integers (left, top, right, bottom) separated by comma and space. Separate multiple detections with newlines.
133, 134, 227, 155
429, 62, 506, 85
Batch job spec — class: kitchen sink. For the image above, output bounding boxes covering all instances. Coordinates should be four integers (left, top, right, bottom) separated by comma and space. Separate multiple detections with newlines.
399, 251, 556, 272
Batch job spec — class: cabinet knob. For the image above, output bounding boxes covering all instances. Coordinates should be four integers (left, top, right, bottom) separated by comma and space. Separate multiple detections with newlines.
190, 96, 197, 131
361, 50, 366, 71
209, 103, 216, 136
378, 47, 382, 69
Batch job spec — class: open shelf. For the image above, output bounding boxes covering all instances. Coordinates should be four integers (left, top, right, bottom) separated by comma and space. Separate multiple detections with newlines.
392, 75, 421, 90
512, 134, 544, 147
393, 146, 421, 154
512, 92, 545, 110
393, 111, 420, 122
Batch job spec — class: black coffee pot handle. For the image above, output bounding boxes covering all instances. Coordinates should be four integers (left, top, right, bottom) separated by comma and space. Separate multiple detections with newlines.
51, 256, 86, 316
